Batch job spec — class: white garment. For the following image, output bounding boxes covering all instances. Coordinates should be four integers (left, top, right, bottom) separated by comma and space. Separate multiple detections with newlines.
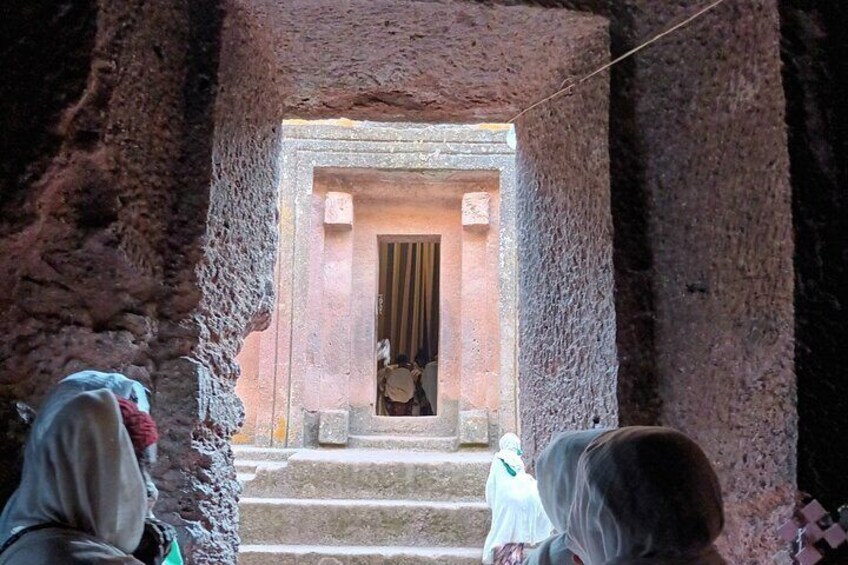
385, 367, 415, 403
43, 370, 150, 414
376, 339, 391, 367
0, 389, 147, 563
482, 434, 552, 564
422, 361, 438, 413
566, 427, 726, 565
525, 429, 611, 565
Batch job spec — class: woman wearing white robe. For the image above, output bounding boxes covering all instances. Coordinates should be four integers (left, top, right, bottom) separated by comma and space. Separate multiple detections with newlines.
482, 434, 552, 564
0, 389, 147, 564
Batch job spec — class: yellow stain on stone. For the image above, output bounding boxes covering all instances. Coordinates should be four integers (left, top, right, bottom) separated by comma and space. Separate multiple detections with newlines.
273, 416, 288, 445
474, 123, 512, 131
278, 206, 293, 223
231, 431, 252, 445
283, 118, 359, 128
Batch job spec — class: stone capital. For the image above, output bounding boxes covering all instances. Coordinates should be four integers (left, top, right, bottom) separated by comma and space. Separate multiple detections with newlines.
324, 191, 353, 229
462, 192, 490, 230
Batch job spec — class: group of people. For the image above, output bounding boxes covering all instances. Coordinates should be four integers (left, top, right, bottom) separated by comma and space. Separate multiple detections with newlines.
0, 371, 182, 565
2, 367, 726, 565
483, 427, 725, 565
376, 340, 438, 417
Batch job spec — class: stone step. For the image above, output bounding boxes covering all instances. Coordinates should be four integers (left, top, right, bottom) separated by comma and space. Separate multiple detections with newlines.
238, 498, 490, 547
347, 434, 459, 451
236, 459, 288, 475
238, 544, 482, 565
232, 446, 299, 461
241, 449, 490, 501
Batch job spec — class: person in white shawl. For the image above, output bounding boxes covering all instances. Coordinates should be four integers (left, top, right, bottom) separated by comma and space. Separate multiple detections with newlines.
0, 389, 147, 563
528, 426, 725, 565
40, 370, 151, 415
482, 433, 553, 564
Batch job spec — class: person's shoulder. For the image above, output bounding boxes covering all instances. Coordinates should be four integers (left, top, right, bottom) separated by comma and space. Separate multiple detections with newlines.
1, 528, 141, 564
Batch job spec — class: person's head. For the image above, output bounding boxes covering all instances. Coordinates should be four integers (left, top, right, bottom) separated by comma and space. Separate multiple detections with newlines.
566, 427, 725, 564
1, 389, 147, 553
535, 429, 611, 534
498, 433, 522, 454
414, 349, 428, 367
56, 370, 151, 413
396, 354, 409, 366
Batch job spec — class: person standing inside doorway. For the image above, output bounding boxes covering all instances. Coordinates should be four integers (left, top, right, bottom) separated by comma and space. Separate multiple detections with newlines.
412, 350, 434, 416
384, 354, 415, 416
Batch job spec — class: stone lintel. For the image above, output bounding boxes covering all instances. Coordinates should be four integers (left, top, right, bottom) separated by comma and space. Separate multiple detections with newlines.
462, 192, 490, 231
459, 409, 490, 446
324, 191, 353, 229
318, 409, 350, 445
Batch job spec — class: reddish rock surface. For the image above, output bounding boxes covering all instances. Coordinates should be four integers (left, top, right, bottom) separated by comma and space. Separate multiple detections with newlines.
3, 0, 844, 563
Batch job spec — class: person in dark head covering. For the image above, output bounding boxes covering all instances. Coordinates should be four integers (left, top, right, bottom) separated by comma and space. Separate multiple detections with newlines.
566, 427, 725, 565
0, 390, 147, 564
526, 429, 611, 565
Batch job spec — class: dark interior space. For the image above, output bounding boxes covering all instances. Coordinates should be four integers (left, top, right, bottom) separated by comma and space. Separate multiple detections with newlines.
0, 1, 98, 232
780, 0, 848, 512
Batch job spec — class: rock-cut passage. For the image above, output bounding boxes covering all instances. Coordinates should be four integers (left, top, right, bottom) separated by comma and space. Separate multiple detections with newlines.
236, 446, 493, 564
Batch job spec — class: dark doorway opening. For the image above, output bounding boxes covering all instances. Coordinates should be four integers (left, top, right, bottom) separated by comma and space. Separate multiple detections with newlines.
376, 238, 440, 416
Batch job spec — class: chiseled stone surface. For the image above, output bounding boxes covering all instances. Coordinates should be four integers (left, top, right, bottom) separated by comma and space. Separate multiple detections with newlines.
461, 192, 490, 229
228, 0, 608, 123
318, 409, 350, 445
242, 449, 490, 501
459, 410, 490, 446
606, 3, 795, 560
0, 0, 810, 563
0, 2, 264, 563
515, 31, 618, 466
324, 192, 353, 228
239, 498, 489, 547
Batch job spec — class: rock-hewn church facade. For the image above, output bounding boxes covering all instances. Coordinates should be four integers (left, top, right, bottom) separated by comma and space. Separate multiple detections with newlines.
1, 1, 845, 563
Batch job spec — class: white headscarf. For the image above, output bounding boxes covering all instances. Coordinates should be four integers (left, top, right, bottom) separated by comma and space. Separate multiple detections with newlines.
376, 339, 391, 367
566, 427, 726, 565
495, 433, 525, 475
40, 370, 151, 415
0, 389, 147, 561
526, 429, 611, 565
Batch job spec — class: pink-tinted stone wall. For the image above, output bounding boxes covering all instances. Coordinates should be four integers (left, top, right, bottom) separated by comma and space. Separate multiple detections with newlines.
514, 30, 618, 465
526, 2, 797, 559
1, 0, 811, 562
0, 1, 274, 563
617, 3, 794, 559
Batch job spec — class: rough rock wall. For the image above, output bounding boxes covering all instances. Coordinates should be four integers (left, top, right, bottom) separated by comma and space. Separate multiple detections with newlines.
0, 1, 274, 563
623, 2, 794, 560
504, 1, 795, 559
779, 0, 848, 512
515, 32, 618, 466
234, 0, 607, 123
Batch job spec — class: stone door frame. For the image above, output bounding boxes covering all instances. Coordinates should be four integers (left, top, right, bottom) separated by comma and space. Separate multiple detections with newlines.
277, 121, 518, 447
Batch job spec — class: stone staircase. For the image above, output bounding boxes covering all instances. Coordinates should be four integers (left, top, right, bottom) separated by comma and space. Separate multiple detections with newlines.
235, 444, 493, 564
